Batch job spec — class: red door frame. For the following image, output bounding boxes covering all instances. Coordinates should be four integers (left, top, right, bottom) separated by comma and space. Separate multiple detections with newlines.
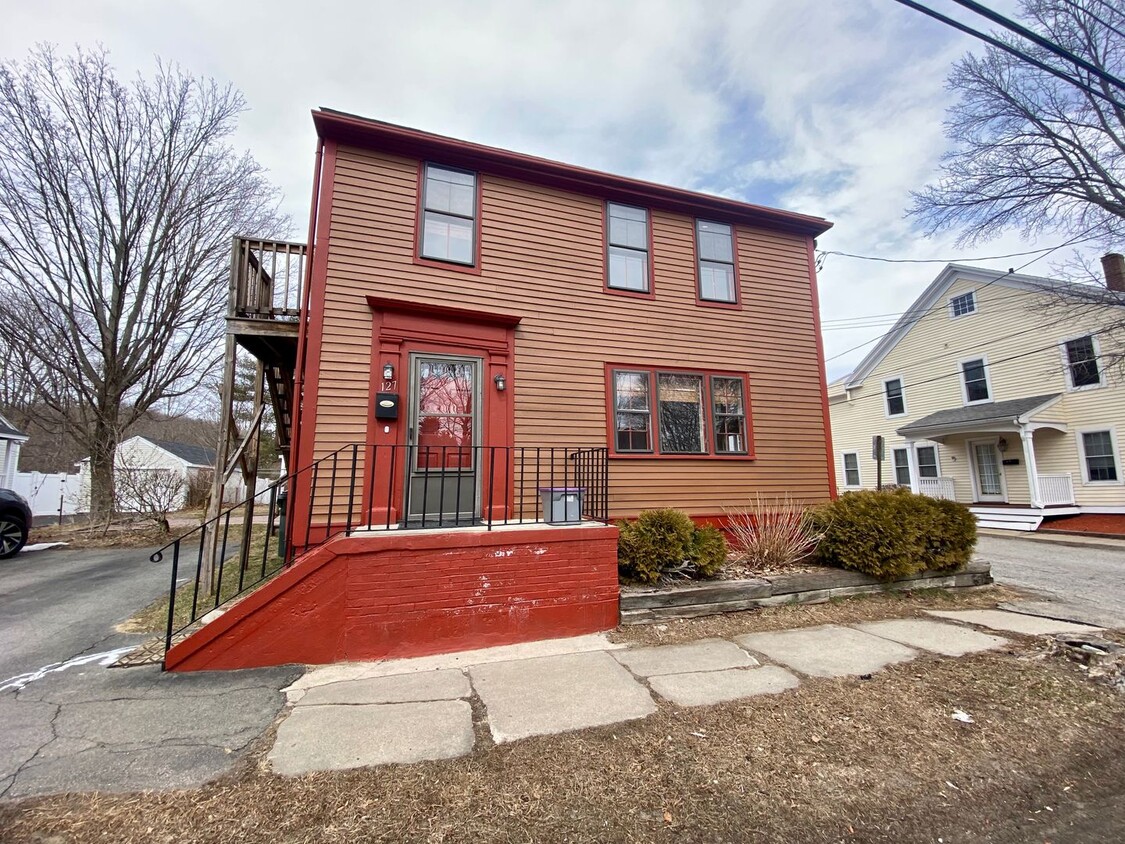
364, 296, 521, 526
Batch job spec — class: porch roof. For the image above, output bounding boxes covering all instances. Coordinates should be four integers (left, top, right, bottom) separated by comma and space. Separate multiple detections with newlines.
896, 393, 1064, 442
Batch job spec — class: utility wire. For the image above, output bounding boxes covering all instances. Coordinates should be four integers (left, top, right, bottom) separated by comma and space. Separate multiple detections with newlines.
949, 0, 1125, 92
1062, 0, 1125, 42
822, 285, 1075, 329
890, 0, 1125, 110
817, 242, 1082, 266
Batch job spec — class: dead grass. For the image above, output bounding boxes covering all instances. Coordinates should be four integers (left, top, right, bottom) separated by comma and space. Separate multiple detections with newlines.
610, 583, 1029, 646
118, 523, 282, 634
29, 518, 177, 549
2, 642, 1124, 843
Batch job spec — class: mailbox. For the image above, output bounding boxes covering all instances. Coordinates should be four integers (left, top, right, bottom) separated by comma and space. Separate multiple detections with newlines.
374, 392, 400, 420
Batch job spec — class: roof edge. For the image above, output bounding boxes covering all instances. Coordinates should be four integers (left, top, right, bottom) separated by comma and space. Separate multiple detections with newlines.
313, 109, 833, 238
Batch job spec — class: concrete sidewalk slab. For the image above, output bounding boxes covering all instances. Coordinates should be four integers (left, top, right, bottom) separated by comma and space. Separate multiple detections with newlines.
469, 651, 655, 744
735, 625, 918, 678
285, 633, 622, 695
648, 665, 799, 707
612, 638, 757, 677
855, 619, 1009, 657
269, 699, 474, 775
998, 600, 1125, 631
298, 669, 470, 706
926, 609, 1103, 635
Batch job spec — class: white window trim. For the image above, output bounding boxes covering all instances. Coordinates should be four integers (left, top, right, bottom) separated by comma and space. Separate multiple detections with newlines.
882, 374, 908, 418
891, 446, 912, 486
914, 443, 941, 479
1076, 426, 1123, 486
841, 451, 862, 488
949, 290, 977, 319
1058, 333, 1105, 392
959, 354, 994, 406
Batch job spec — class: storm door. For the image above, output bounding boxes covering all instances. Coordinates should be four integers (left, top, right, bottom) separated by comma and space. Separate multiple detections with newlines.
405, 354, 481, 525
970, 440, 1006, 503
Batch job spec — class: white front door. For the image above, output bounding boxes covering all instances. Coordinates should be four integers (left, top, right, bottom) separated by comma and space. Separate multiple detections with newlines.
969, 439, 1006, 503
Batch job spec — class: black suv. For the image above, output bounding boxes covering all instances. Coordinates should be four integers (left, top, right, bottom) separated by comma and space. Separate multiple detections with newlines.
0, 489, 32, 559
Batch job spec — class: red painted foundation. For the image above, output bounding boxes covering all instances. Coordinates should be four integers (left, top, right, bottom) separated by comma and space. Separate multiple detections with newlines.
165, 524, 620, 672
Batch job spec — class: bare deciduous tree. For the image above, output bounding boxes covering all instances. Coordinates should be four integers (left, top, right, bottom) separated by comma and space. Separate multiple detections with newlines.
0, 45, 287, 519
114, 460, 186, 534
911, 0, 1125, 246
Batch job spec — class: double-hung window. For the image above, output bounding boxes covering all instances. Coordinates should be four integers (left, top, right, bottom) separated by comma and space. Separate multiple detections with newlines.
1064, 335, 1101, 389
608, 367, 751, 457
1080, 430, 1119, 483
961, 358, 990, 404
915, 445, 939, 479
842, 452, 861, 487
892, 447, 912, 486
696, 220, 737, 304
884, 377, 906, 417
606, 203, 650, 293
420, 164, 476, 265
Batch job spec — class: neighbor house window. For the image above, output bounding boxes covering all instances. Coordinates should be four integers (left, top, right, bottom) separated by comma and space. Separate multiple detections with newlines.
950, 291, 976, 318
696, 220, 737, 303
892, 448, 911, 486
1064, 335, 1101, 389
915, 445, 939, 479
658, 373, 706, 454
884, 377, 906, 417
613, 370, 652, 453
842, 452, 861, 487
961, 358, 991, 403
420, 164, 477, 265
606, 203, 650, 293
1080, 430, 1119, 483
606, 366, 753, 457
711, 376, 747, 454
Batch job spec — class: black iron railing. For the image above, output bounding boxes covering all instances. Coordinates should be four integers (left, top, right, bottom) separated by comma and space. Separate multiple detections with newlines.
151, 444, 609, 662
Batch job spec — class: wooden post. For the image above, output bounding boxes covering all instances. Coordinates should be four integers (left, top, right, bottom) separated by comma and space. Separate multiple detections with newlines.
237, 359, 265, 572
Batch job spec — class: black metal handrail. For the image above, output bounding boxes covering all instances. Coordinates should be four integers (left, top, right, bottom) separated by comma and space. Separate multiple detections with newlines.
151, 443, 609, 662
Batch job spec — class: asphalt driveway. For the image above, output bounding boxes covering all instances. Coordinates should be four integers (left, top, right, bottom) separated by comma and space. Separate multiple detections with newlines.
0, 544, 300, 800
976, 534, 1125, 626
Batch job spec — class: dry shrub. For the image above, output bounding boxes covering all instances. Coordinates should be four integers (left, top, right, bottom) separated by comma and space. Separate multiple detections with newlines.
617, 509, 729, 584
725, 494, 823, 572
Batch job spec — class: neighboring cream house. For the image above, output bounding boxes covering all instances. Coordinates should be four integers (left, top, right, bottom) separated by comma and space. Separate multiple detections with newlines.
76, 436, 217, 513
829, 258, 1125, 530
0, 414, 29, 489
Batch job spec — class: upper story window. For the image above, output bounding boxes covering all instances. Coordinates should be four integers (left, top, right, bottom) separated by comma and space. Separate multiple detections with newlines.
696, 220, 737, 304
607, 366, 752, 458
606, 203, 650, 294
883, 377, 906, 417
949, 291, 976, 318
1063, 335, 1102, 389
420, 164, 477, 266
961, 357, 991, 404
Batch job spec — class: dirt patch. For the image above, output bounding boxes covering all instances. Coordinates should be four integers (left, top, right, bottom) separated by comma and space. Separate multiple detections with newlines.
1040, 512, 1125, 537
610, 583, 1027, 646
2, 644, 1123, 843
29, 520, 176, 549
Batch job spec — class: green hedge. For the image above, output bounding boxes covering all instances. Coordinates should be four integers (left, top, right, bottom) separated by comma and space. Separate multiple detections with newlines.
617, 509, 729, 584
812, 488, 976, 580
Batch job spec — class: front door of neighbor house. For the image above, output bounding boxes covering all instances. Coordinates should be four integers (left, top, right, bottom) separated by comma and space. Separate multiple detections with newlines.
405, 354, 482, 525
969, 439, 1006, 503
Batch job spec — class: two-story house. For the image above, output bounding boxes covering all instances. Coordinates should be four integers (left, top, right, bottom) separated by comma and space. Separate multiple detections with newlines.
163, 109, 835, 671
829, 261, 1125, 531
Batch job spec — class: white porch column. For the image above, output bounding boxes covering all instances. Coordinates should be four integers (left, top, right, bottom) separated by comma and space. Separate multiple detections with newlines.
1019, 425, 1042, 508
905, 441, 920, 494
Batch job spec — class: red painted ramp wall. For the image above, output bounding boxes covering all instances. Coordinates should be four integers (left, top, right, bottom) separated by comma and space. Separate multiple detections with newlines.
165, 525, 620, 672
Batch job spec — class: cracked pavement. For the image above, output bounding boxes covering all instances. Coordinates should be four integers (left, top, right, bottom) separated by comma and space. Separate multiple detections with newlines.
1, 546, 302, 799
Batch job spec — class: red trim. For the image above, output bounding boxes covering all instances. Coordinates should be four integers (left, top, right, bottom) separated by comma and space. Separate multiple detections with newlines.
806, 237, 838, 499
313, 109, 832, 238
289, 140, 339, 527
412, 160, 483, 275
603, 362, 755, 460
693, 219, 743, 310
602, 200, 656, 300
364, 295, 522, 327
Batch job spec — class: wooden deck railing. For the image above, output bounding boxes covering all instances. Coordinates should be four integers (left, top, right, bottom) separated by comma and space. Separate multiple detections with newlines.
231, 237, 307, 321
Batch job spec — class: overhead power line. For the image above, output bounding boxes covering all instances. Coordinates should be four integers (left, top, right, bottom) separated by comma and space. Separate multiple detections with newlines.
817, 242, 1083, 266
890, 0, 1125, 110
949, 0, 1125, 92
1061, 0, 1125, 42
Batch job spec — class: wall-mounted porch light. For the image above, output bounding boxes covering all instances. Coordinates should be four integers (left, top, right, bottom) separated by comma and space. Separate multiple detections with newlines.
382, 363, 395, 380
997, 437, 1008, 453
494, 373, 507, 391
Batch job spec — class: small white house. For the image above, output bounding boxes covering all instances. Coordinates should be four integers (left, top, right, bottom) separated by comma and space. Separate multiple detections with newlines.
76, 436, 218, 513
0, 414, 29, 490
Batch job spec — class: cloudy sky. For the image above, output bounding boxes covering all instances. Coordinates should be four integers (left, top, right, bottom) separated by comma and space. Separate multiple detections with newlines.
4, 0, 1059, 380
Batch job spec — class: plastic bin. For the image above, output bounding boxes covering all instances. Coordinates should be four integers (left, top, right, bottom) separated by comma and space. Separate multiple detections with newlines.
538, 487, 584, 525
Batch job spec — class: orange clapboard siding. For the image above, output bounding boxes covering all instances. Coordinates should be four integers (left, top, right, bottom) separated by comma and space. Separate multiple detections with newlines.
304, 141, 832, 517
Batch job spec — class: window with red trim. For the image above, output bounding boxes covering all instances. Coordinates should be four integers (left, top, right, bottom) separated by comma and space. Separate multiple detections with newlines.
608, 366, 752, 457
420, 164, 477, 266
696, 220, 737, 303
606, 202, 650, 293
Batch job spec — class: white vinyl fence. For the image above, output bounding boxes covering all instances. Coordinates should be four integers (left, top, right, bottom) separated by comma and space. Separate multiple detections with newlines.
10, 471, 83, 518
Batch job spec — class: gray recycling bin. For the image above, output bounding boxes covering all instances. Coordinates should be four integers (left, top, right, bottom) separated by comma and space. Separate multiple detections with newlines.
539, 487, 585, 525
